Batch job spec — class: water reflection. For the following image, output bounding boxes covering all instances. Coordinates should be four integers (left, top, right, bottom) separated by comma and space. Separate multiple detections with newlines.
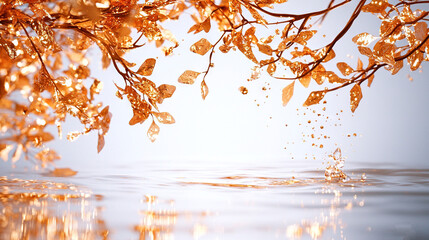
0, 176, 108, 240
1, 164, 429, 240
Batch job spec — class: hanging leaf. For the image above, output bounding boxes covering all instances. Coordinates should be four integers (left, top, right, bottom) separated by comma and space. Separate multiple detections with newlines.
350, 84, 363, 113
201, 80, 209, 100
337, 62, 354, 76
158, 84, 176, 99
311, 64, 326, 85
282, 81, 294, 107
352, 33, 377, 46
267, 62, 277, 76
407, 50, 424, 71
415, 22, 427, 42
147, 121, 160, 142
202, 18, 211, 33
137, 58, 156, 76
358, 46, 373, 58
178, 70, 200, 84
357, 58, 363, 71
257, 43, 273, 55
362, 0, 389, 14
190, 38, 212, 55
303, 90, 326, 107
367, 74, 374, 87
153, 112, 175, 124
97, 133, 105, 153
299, 74, 311, 88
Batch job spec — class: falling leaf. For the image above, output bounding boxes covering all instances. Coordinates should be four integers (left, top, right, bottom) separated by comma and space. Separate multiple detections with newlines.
337, 62, 354, 76
147, 121, 160, 142
49, 168, 77, 177
178, 70, 200, 84
201, 80, 209, 99
282, 81, 294, 106
239, 86, 248, 95
352, 33, 377, 46
350, 84, 362, 113
303, 90, 326, 107
190, 38, 212, 55
152, 112, 175, 124
97, 133, 105, 153
137, 58, 156, 76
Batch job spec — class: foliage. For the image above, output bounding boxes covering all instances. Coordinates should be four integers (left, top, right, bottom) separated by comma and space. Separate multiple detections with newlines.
0, 0, 428, 166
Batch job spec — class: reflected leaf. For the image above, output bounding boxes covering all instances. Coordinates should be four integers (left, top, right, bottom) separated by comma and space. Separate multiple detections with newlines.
350, 84, 362, 113
190, 38, 212, 56
137, 58, 156, 76
50, 168, 78, 177
178, 70, 200, 84
282, 81, 294, 107
147, 121, 160, 142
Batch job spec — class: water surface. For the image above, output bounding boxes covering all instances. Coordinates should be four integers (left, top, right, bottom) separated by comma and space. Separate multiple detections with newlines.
1, 160, 429, 240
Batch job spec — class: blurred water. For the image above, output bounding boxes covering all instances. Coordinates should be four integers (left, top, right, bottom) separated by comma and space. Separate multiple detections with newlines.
1, 160, 429, 240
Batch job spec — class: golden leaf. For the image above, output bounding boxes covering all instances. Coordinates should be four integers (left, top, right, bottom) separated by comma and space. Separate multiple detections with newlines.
267, 62, 277, 76
358, 46, 373, 58
399, 4, 417, 22
311, 64, 326, 85
337, 62, 354, 76
202, 18, 211, 33
137, 58, 156, 76
201, 80, 209, 100
350, 84, 363, 113
386, 59, 403, 75
368, 74, 374, 87
415, 22, 427, 42
357, 58, 363, 71
0, 37, 17, 59
190, 38, 212, 56
49, 168, 77, 177
30, 19, 55, 49
147, 121, 160, 142
303, 90, 326, 107
232, 30, 258, 64
102, 51, 111, 70
257, 43, 273, 55
380, 18, 401, 38
362, 0, 389, 14
282, 81, 294, 107
299, 74, 311, 88
178, 70, 200, 84
97, 133, 105, 153
158, 84, 176, 99
153, 112, 175, 124
34, 149, 61, 165
352, 33, 377, 46
407, 50, 424, 71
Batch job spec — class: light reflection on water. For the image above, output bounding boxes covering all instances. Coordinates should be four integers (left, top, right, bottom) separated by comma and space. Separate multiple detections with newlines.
1, 162, 429, 240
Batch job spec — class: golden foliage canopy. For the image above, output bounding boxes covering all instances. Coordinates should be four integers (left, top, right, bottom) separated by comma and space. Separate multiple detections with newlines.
0, 0, 428, 166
